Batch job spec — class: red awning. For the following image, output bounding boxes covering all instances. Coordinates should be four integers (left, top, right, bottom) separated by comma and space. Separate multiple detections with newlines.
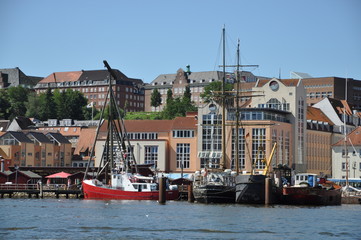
45, 171, 71, 178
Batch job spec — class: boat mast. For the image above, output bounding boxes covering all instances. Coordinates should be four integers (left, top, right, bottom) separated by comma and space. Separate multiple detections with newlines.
344, 76, 349, 190
221, 26, 226, 170
235, 39, 240, 175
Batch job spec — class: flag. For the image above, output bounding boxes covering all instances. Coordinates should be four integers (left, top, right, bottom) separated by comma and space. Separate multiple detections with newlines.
86, 102, 94, 108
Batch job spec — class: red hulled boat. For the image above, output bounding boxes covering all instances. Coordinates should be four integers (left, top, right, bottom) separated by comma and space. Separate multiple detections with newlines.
82, 61, 179, 200
281, 173, 341, 205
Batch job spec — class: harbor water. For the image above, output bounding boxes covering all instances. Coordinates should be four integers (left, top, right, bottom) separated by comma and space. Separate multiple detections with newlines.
1, 199, 360, 240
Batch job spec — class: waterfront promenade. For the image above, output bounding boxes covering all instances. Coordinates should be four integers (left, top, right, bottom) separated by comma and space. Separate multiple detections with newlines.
0, 183, 82, 199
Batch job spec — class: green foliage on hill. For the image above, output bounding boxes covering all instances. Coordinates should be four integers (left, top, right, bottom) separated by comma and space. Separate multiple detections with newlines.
0, 86, 97, 121
124, 112, 162, 120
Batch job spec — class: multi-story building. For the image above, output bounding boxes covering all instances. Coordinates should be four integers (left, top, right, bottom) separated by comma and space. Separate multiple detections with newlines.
144, 68, 258, 112
293, 76, 361, 111
94, 113, 198, 173
196, 77, 306, 173
46, 132, 72, 167
0, 131, 72, 168
0, 131, 34, 167
313, 98, 361, 136
34, 69, 145, 112
26, 132, 54, 167
305, 106, 335, 176
332, 126, 361, 179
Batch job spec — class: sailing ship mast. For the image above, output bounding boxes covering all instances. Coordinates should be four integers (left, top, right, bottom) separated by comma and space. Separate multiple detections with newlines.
220, 36, 258, 173
235, 39, 240, 175
84, 60, 138, 181
221, 26, 226, 169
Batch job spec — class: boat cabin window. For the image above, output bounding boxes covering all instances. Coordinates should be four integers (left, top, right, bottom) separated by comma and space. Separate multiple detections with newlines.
133, 184, 148, 190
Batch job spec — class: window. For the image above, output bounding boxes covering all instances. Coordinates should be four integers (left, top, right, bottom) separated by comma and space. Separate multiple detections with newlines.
342, 162, 346, 170
231, 128, 245, 169
0, 135, 18, 145
145, 146, 158, 168
342, 149, 348, 157
176, 143, 190, 169
297, 97, 305, 165
202, 114, 222, 152
252, 128, 266, 169
173, 130, 195, 138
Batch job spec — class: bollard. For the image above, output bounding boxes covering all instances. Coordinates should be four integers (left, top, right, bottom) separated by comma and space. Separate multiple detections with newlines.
188, 183, 194, 203
158, 177, 166, 204
265, 177, 272, 205
39, 182, 43, 199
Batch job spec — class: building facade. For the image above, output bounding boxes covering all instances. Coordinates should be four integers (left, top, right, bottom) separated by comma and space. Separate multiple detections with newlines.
332, 127, 361, 179
305, 107, 335, 176
249, 78, 307, 172
94, 113, 198, 173
0, 131, 72, 168
144, 68, 258, 112
300, 77, 361, 111
34, 69, 145, 112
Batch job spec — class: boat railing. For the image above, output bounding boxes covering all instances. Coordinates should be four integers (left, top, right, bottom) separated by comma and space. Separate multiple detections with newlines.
0, 183, 70, 190
43, 184, 67, 190
0, 184, 38, 190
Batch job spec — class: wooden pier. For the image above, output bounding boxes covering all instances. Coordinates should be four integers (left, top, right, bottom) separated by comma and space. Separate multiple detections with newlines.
0, 184, 82, 199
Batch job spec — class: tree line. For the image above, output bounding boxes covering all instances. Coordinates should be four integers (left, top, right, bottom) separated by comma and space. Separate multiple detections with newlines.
150, 82, 232, 120
0, 86, 93, 121
0, 81, 230, 121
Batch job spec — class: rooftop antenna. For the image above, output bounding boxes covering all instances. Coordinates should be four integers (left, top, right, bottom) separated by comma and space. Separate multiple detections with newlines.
279, 68, 281, 79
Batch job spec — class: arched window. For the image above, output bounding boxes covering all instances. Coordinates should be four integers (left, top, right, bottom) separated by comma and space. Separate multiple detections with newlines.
266, 98, 282, 110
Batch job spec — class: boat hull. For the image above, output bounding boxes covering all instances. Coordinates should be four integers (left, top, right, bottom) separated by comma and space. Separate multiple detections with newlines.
235, 175, 266, 204
82, 181, 179, 200
193, 184, 235, 203
281, 187, 341, 205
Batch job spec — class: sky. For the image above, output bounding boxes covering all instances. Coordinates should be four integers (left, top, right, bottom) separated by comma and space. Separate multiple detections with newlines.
1, 0, 360, 83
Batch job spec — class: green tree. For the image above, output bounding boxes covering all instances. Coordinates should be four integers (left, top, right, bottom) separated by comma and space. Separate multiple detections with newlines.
38, 88, 56, 120
53, 89, 69, 119
150, 88, 162, 111
65, 89, 88, 120
162, 87, 197, 119
7, 86, 29, 119
25, 92, 42, 119
200, 81, 233, 104
0, 89, 10, 119
166, 89, 173, 104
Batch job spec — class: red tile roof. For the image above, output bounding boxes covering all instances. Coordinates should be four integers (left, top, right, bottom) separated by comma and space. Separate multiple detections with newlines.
307, 106, 334, 125
40, 71, 83, 83
73, 128, 96, 155
172, 117, 197, 130
255, 78, 300, 88
333, 126, 361, 146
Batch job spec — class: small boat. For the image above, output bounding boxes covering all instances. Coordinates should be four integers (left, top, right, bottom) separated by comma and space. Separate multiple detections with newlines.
82, 61, 179, 200
193, 169, 236, 203
281, 173, 342, 205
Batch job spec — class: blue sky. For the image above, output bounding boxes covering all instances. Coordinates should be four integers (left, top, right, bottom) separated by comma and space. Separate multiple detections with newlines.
1, 0, 360, 83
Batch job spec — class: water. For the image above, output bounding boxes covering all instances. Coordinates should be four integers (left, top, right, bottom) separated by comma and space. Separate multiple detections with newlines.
0, 199, 360, 240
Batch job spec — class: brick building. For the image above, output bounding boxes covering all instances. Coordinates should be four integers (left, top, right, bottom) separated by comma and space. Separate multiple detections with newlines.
144, 68, 258, 112
34, 69, 145, 112
299, 77, 361, 111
